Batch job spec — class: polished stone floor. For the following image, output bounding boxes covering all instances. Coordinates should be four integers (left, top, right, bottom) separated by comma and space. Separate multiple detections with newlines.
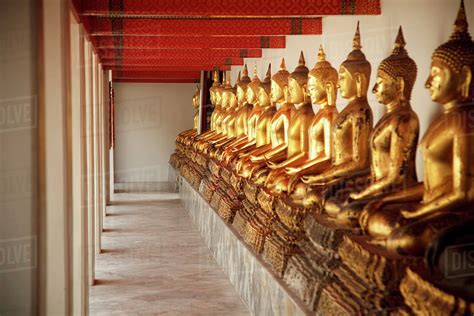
90, 192, 249, 315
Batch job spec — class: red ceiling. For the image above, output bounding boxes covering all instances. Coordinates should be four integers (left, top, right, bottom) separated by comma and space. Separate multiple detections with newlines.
85, 17, 323, 36
99, 49, 263, 60
74, 0, 381, 83
81, 0, 381, 17
92, 36, 286, 49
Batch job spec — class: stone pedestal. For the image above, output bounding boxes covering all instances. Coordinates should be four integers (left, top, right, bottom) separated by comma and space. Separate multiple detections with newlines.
400, 268, 474, 316
179, 177, 309, 315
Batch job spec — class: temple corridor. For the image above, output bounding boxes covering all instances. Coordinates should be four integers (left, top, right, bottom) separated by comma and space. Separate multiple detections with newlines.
89, 192, 249, 315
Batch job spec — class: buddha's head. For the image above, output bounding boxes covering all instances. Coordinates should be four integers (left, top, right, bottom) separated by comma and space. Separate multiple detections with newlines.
308, 45, 338, 106
426, 0, 474, 105
209, 70, 220, 106
236, 64, 251, 105
373, 26, 417, 106
247, 64, 262, 104
271, 58, 290, 104
258, 63, 272, 107
215, 72, 227, 108
288, 51, 310, 104
223, 74, 237, 109
339, 22, 371, 100
192, 85, 200, 109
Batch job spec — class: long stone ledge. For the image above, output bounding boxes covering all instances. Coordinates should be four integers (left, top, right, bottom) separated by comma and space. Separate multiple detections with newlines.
178, 175, 310, 316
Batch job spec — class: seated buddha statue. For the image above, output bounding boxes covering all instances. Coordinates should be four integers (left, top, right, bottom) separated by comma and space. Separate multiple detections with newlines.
236, 58, 295, 182
360, 1, 474, 256
243, 51, 313, 200
301, 22, 374, 210
193, 71, 220, 141
192, 85, 200, 132
263, 51, 337, 194
206, 75, 240, 154
231, 65, 275, 169
258, 52, 311, 169
178, 85, 200, 146
325, 26, 421, 226
197, 73, 235, 151
193, 73, 226, 152
214, 65, 256, 159
264, 44, 339, 197
220, 64, 273, 164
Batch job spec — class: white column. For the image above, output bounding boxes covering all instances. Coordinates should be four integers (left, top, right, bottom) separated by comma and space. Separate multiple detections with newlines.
84, 39, 96, 285
69, 17, 89, 315
38, 0, 71, 313
92, 53, 101, 254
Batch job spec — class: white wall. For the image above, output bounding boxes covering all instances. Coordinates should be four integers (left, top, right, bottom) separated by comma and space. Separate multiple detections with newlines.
230, 0, 474, 180
0, 0, 37, 314
114, 83, 196, 183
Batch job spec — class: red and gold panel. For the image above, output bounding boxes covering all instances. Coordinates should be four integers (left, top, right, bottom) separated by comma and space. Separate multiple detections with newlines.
104, 65, 232, 72
113, 79, 200, 83
98, 48, 262, 59
113, 71, 201, 79
82, 0, 381, 16
92, 36, 286, 49
101, 57, 244, 67
86, 17, 322, 36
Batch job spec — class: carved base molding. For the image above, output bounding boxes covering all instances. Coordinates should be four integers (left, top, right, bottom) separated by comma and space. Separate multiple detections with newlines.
180, 177, 309, 315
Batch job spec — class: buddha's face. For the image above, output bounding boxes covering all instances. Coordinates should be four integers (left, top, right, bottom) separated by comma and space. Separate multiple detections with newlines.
271, 80, 283, 103
258, 87, 270, 107
338, 66, 357, 99
228, 92, 238, 107
247, 87, 257, 104
215, 91, 222, 106
426, 60, 460, 104
210, 91, 215, 105
288, 78, 305, 104
237, 86, 246, 104
308, 75, 326, 104
221, 91, 229, 108
372, 71, 399, 105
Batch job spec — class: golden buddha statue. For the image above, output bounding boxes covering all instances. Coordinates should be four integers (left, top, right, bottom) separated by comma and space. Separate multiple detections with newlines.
178, 85, 201, 146
325, 26, 420, 226
236, 58, 294, 181
174, 85, 198, 145
220, 64, 273, 164
192, 73, 226, 152
301, 22, 374, 210
215, 65, 256, 160
207, 74, 240, 152
360, 1, 474, 256
192, 85, 200, 129
193, 71, 220, 141
264, 44, 339, 198
262, 51, 316, 194
195, 73, 233, 151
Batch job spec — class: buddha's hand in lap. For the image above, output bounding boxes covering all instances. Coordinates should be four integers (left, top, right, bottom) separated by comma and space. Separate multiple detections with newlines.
285, 167, 299, 175
359, 200, 384, 231
401, 205, 423, 219
349, 191, 363, 200
301, 174, 322, 184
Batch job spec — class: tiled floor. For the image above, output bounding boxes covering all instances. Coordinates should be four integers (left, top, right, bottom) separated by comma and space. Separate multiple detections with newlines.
90, 192, 249, 315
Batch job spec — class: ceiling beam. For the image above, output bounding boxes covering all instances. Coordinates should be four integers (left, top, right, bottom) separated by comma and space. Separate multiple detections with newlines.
92, 36, 286, 49
85, 17, 322, 36
113, 71, 201, 79
82, 0, 381, 17
104, 65, 232, 71
101, 57, 244, 67
98, 48, 262, 59
114, 79, 200, 83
